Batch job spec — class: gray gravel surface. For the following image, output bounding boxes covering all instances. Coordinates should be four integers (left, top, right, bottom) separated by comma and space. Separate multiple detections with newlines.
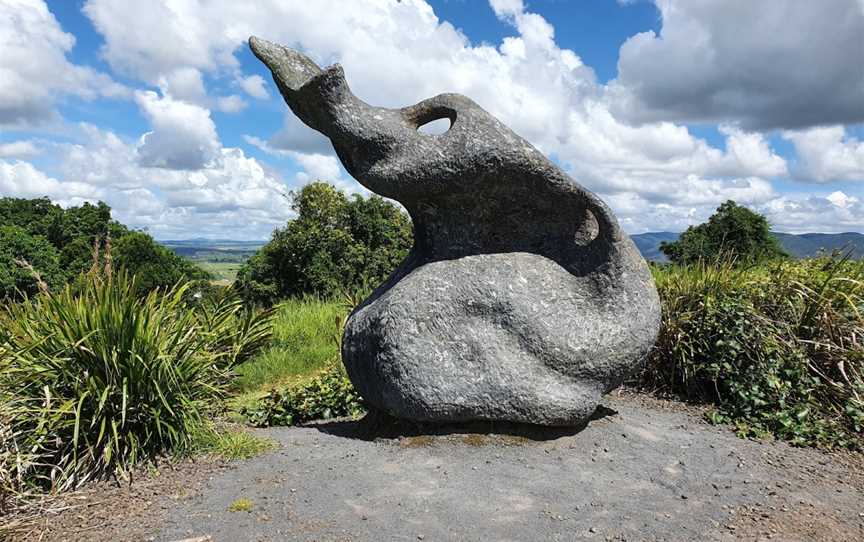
154, 394, 863, 542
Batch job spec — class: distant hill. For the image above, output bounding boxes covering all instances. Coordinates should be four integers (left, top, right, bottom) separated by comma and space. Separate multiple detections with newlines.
160, 239, 266, 259
631, 232, 864, 261
772, 233, 864, 259
160, 238, 266, 250
629, 232, 679, 262
161, 234, 864, 263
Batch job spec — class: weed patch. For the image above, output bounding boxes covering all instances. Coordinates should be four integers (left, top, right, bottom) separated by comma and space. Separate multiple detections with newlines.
633, 256, 864, 449
244, 364, 365, 427
228, 497, 254, 512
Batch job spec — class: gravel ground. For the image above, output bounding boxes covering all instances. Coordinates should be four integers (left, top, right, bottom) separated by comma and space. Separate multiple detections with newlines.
156, 393, 863, 542
15, 392, 863, 542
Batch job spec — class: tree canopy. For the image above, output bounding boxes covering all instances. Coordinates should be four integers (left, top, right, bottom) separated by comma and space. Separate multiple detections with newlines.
0, 197, 208, 299
660, 200, 787, 265
236, 182, 413, 304
0, 225, 64, 297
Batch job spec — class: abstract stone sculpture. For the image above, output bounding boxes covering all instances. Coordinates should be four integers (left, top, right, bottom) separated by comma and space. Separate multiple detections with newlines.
250, 37, 661, 426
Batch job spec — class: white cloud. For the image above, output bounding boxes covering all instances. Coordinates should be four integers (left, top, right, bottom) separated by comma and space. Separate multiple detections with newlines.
47, 124, 295, 239
783, 126, 864, 183
134, 90, 221, 170
215, 94, 247, 113
154, 67, 248, 113
0, 0, 128, 128
83, 0, 240, 82
157, 67, 207, 103
239, 75, 269, 99
760, 192, 864, 234
0, 158, 102, 204
243, 134, 358, 193
490, 0, 524, 19
611, 0, 864, 130
268, 114, 335, 155
77, 0, 801, 233
0, 140, 41, 159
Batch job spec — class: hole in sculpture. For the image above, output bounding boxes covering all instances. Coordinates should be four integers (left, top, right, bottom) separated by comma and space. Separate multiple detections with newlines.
417, 117, 452, 135
574, 209, 599, 246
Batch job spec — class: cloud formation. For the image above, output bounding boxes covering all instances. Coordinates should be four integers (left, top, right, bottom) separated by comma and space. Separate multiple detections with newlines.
611, 0, 864, 130
1, 0, 861, 238
0, 0, 128, 127
783, 126, 864, 183
135, 91, 222, 170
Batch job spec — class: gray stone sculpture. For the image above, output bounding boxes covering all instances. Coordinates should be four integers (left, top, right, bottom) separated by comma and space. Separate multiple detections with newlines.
250, 36, 661, 426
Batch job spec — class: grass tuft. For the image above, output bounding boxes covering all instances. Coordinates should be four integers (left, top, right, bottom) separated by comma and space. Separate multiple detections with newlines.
228, 497, 254, 512
191, 424, 275, 460
0, 272, 274, 498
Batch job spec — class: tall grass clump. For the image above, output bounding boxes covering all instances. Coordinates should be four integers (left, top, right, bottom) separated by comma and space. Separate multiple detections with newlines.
194, 287, 274, 369
0, 272, 231, 493
636, 255, 864, 449
233, 296, 346, 392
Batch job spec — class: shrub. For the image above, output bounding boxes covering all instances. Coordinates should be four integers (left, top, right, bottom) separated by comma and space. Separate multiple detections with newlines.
636, 256, 864, 449
0, 272, 229, 492
660, 200, 786, 265
236, 182, 412, 304
0, 225, 64, 299
112, 232, 210, 296
244, 364, 365, 427
0, 197, 211, 297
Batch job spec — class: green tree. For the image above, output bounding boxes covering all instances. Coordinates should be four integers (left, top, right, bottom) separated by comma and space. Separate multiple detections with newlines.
0, 197, 209, 296
112, 232, 210, 296
660, 200, 787, 265
237, 182, 413, 304
0, 197, 63, 240
0, 225, 64, 299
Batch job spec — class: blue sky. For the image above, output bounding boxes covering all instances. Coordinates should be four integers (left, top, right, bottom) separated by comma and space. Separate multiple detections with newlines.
1, 0, 862, 239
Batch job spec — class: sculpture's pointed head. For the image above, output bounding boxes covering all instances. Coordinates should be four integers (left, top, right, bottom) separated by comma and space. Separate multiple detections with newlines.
248, 36, 323, 92
248, 35, 359, 139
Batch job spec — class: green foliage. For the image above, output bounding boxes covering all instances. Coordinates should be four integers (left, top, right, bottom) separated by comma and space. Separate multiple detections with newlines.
0, 272, 272, 493
112, 232, 210, 296
243, 363, 365, 427
190, 424, 275, 460
0, 225, 64, 299
0, 197, 208, 297
194, 288, 275, 369
637, 256, 864, 449
660, 200, 787, 265
236, 182, 412, 304
228, 497, 254, 512
0, 197, 121, 247
233, 297, 346, 393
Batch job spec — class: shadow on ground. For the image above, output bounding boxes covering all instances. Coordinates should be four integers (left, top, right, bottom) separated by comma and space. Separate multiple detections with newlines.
311, 405, 619, 442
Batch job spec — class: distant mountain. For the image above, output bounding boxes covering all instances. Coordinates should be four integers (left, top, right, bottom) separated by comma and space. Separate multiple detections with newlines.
629, 232, 679, 262
160, 239, 266, 260
162, 234, 864, 263
631, 232, 864, 261
160, 238, 267, 249
772, 233, 864, 259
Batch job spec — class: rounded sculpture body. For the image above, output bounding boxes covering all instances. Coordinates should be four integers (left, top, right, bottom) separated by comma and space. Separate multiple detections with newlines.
250, 37, 661, 426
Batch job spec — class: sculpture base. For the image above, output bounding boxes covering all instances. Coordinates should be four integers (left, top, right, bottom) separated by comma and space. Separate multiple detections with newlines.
342, 252, 658, 426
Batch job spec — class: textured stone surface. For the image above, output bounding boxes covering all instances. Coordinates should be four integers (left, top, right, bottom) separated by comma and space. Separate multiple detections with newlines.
250, 36, 661, 426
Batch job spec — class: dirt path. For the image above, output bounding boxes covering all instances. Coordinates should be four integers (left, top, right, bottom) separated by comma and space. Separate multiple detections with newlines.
21, 393, 864, 541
